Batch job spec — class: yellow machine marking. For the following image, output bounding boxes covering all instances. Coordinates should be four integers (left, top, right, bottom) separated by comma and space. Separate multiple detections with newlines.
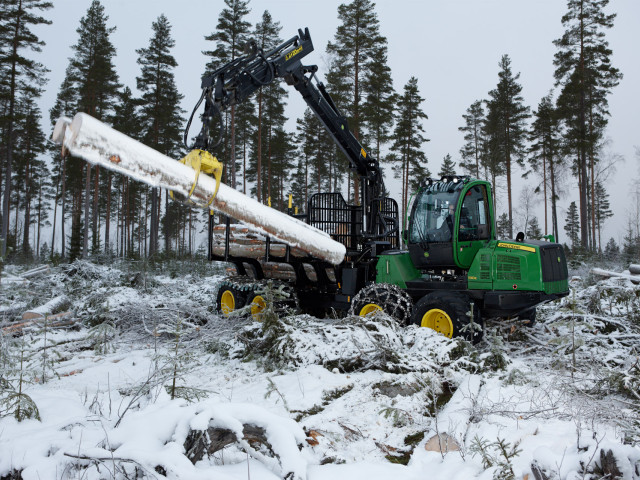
285, 45, 303, 61
497, 242, 535, 253
360, 148, 367, 158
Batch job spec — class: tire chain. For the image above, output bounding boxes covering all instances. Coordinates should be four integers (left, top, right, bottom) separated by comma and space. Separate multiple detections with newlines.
349, 283, 413, 325
217, 276, 299, 315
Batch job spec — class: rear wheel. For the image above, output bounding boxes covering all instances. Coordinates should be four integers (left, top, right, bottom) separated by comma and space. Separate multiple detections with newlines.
216, 277, 250, 316
349, 283, 413, 325
216, 277, 297, 320
411, 292, 483, 342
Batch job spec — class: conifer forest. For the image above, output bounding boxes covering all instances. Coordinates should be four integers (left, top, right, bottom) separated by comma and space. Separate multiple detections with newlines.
0, 0, 636, 264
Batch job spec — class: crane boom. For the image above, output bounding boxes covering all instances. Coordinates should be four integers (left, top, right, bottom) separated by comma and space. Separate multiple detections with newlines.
187, 28, 385, 230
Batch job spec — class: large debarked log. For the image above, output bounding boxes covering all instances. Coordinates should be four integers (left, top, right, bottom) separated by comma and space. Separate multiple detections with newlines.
51, 113, 346, 265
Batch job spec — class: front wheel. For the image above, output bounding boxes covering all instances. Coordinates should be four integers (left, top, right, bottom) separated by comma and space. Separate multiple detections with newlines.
411, 292, 483, 342
349, 283, 413, 325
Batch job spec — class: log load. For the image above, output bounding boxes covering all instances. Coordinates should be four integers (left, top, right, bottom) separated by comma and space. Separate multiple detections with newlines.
51, 114, 346, 265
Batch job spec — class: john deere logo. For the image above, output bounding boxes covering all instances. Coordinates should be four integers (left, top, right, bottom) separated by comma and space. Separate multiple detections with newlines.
423, 252, 429, 258
285, 46, 303, 61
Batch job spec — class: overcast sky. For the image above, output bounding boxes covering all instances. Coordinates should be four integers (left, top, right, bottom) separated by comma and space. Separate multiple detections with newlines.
35, 0, 640, 244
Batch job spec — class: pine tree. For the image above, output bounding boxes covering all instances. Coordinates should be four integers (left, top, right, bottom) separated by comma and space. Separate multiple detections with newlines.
593, 180, 613, 252
361, 40, 396, 161
554, 0, 622, 251
458, 100, 485, 178
528, 93, 565, 242
603, 237, 619, 260
0, 0, 52, 258
326, 0, 388, 205
13, 94, 47, 258
480, 108, 506, 209
203, 0, 251, 190
252, 10, 279, 202
48, 65, 77, 259
389, 77, 429, 222
438, 154, 456, 177
496, 213, 511, 239
136, 14, 184, 256
66, 0, 120, 258
526, 216, 543, 240
484, 55, 530, 238
564, 201, 581, 249
621, 223, 638, 263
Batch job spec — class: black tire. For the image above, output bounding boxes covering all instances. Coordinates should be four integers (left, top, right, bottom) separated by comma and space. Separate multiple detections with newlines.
411, 291, 483, 342
349, 283, 413, 325
215, 276, 251, 316
518, 307, 537, 328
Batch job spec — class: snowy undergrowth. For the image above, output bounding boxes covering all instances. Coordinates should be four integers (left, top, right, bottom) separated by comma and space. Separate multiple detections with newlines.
0, 261, 638, 479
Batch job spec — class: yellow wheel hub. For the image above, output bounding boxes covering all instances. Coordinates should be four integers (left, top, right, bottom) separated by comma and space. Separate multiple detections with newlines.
420, 308, 454, 338
220, 290, 235, 316
250, 295, 266, 321
359, 303, 383, 317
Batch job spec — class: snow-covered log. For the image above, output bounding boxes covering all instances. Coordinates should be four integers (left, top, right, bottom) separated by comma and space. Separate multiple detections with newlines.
22, 295, 71, 320
591, 268, 640, 285
51, 113, 346, 265
20, 265, 49, 279
628, 264, 640, 275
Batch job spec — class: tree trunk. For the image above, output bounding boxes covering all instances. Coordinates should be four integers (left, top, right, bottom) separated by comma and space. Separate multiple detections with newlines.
550, 158, 559, 243
257, 89, 263, 202
105, 172, 111, 253
543, 149, 548, 236
51, 172, 59, 257
149, 186, 157, 256
92, 165, 100, 252
22, 162, 31, 255
61, 156, 66, 258
2, 0, 23, 258
578, 1, 589, 250
83, 164, 90, 257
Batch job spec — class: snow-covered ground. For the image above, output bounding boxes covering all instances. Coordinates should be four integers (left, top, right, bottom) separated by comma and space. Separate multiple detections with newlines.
1, 260, 639, 479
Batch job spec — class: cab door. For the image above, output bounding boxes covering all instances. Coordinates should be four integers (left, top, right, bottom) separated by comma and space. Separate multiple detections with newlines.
454, 184, 491, 269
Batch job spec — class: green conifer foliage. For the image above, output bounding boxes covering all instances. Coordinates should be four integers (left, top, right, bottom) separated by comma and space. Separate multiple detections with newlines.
136, 14, 184, 256
438, 154, 456, 177
203, 0, 251, 190
529, 93, 565, 242
0, 0, 52, 258
252, 10, 280, 202
485, 55, 530, 238
593, 181, 613, 252
66, 0, 120, 259
554, 0, 622, 251
388, 77, 429, 222
458, 100, 485, 178
564, 201, 581, 249
326, 0, 389, 204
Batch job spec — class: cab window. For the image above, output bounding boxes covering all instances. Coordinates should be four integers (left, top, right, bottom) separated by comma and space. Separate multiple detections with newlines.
458, 185, 490, 241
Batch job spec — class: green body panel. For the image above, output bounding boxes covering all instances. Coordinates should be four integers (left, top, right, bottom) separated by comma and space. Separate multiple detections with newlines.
376, 252, 421, 288
466, 243, 496, 290
467, 240, 569, 294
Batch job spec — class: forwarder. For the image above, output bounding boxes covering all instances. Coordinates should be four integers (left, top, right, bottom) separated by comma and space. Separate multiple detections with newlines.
194, 28, 569, 341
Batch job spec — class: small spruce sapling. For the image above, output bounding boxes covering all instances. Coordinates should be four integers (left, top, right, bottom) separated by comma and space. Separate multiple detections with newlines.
0, 336, 40, 421
470, 435, 522, 480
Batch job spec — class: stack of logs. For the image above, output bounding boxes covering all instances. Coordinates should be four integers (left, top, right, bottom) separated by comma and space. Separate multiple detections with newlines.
213, 224, 336, 283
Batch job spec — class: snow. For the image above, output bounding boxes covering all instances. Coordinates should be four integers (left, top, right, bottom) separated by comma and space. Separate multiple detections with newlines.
1, 260, 639, 479
51, 113, 346, 265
